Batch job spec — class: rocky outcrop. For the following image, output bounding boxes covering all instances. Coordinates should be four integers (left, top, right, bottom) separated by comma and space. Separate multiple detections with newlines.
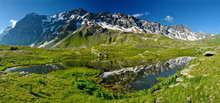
0, 9, 206, 47
203, 51, 216, 57
162, 25, 206, 40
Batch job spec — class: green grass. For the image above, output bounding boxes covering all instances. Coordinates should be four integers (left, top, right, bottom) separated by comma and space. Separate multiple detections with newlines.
56, 26, 194, 49
1, 28, 220, 102
0, 67, 154, 103
152, 50, 220, 103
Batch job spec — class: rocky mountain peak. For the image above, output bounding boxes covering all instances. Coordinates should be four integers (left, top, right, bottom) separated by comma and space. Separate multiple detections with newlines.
67, 8, 88, 16
26, 12, 40, 16
0, 9, 207, 47
168, 24, 192, 32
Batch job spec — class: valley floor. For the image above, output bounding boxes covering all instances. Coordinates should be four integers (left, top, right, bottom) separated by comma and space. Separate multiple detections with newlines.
0, 34, 220, 103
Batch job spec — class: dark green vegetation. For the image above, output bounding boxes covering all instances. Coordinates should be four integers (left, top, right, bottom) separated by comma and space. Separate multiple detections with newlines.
0, 30, 220, 103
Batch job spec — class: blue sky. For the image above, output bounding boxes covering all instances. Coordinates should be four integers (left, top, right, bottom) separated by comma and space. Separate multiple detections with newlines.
1, 0, 220, 33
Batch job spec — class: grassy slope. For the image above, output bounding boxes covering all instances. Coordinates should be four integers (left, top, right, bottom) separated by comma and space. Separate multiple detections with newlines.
154, 52, 220, 103
152, 35, 220, 103
55, 26, 205, 71
0, 29, 219, 102
56, 26, 192, 49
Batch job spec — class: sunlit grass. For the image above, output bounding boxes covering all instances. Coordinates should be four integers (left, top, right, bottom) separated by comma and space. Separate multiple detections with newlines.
0, 31, 220, 102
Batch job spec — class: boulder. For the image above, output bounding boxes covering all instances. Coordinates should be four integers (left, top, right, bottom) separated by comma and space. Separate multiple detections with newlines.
203, 51, 216, 57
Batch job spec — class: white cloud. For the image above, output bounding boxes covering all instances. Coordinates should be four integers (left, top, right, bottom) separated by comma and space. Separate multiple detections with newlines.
132, 13, 145, 17
132, 12, 150, 18
164, 16, 174, 22
10, 19, 17, 28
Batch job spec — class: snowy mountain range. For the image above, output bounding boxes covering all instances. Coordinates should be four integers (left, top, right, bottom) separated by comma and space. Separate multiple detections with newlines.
0, 8, 207, 48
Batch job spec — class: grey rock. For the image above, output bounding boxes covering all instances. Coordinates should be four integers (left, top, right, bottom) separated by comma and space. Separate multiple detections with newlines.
203, 51, 216, 56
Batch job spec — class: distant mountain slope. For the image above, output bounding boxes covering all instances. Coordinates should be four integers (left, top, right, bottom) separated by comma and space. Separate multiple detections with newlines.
54, 24, 184, 48
0, 8, 206, 47
0, 13, 46, 45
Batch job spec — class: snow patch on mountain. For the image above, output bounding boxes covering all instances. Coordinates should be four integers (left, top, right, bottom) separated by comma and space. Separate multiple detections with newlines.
98, 22, 144, 33
10, 19, 17, 28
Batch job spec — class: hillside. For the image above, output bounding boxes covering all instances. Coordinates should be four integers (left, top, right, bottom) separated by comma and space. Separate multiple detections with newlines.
0, 9, 219, 103
0, 29, 217, 102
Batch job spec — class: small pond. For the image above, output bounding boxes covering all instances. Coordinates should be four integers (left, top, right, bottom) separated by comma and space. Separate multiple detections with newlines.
4, 64, 64, 74
100, 57, 194, 91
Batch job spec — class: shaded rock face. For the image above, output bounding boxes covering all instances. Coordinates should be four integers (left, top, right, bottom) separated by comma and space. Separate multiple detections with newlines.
100, 57, 194, 91
0, 13, 46, 45
0, 26, 12, 41
0, 8, 206, 47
